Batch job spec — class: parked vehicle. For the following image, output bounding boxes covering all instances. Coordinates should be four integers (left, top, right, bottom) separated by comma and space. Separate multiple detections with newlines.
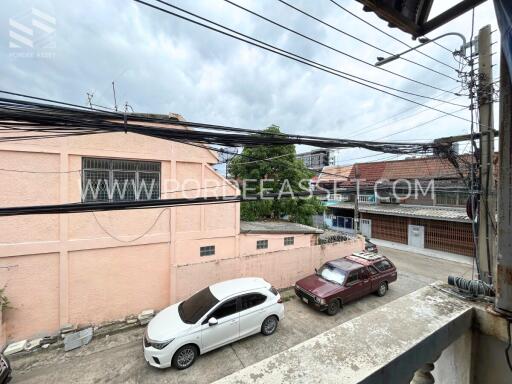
364, 237, 378, 253
0, 353, 11, 384
143, 277, 284, 369
295, 251, 397, 315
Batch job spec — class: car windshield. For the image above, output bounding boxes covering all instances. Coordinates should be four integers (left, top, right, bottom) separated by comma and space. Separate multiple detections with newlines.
178, 287, 219, 324
317, 264, 346, 285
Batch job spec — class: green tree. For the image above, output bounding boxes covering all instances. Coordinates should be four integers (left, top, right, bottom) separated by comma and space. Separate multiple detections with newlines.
228, 125, 324, 225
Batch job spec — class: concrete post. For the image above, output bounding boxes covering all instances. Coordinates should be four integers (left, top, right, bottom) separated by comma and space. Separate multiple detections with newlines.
477, 25, 496, 284
410, 362, 435, 384
495, 50, 512, 315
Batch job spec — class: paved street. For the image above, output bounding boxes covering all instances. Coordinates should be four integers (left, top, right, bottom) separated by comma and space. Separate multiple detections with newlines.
10, 247, 472, 384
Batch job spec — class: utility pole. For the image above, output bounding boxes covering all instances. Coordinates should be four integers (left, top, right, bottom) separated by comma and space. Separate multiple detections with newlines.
354, 163, 360, 234
495, 50, 512, 315
476, 25, 496, 284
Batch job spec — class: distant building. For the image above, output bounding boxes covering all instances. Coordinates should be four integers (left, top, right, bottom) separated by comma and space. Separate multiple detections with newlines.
315, 155, 489, 257
297, 149, 336, 171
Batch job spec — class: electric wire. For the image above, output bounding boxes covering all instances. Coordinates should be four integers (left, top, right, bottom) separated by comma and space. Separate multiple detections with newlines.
131, 0, 477, 119
0, 96, 448, 154
92, 208, 168, 243
143, 0, 466, 107
374, 107, 469, 141
1, 89, 487, 142
278, 0, 459, 81
224, 0, 460, 96
347, 93, 464, 140
329, 0, 460, 72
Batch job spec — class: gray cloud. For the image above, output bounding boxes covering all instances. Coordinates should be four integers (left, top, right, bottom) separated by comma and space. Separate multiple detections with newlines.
0, 0, 499, 165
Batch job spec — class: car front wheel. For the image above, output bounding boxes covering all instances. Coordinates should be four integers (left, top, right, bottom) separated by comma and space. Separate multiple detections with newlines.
326, 299, 341, 316
172, 344, 198, 370
377, 282, 388, 297
261, 315, 278, 336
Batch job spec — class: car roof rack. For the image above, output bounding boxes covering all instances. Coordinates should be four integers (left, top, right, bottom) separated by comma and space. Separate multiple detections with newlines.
351, 251, 383, 261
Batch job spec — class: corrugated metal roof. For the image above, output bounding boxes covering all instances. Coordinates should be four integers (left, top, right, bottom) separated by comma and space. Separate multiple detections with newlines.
240, 221, 324, 234
330, 202, 470, 223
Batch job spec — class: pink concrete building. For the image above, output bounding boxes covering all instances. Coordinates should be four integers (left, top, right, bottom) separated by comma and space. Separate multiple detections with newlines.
0, 114, 363, 343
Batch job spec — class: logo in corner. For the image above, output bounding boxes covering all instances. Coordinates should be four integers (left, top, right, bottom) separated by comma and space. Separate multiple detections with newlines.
9, 8, 56, 58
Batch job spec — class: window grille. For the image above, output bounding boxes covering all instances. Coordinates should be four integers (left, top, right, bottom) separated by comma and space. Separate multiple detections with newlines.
200, 245, 215, 257
82, 157, 160, 202
284, 237, 294, 246
256, 240, 268, 249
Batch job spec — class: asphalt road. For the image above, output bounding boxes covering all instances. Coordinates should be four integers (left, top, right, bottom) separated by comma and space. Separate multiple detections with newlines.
10, 246, 472, 384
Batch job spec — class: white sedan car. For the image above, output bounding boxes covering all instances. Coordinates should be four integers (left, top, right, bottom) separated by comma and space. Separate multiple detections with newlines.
143, 277, 285, 369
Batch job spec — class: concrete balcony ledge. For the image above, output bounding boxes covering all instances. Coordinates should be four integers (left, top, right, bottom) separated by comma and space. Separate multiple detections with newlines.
215, 283, 475, 384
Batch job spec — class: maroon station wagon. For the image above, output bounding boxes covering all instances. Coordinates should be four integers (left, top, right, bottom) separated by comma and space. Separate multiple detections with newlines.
294, 252, 397, 315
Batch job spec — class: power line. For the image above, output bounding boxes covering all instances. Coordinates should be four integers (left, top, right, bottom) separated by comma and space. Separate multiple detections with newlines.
374, 107, 468, 140
131, 0, 475, 118
278, 0, 459, 82
329, 0, 460, 72
224, 0, 460, 96
144, 0, 466, 107
346, 93, 464, 139
0, 191, 323, 217
0, 93, 451, 154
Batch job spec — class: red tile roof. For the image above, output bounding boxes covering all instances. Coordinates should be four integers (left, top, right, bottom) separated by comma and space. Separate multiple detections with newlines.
318, 155, 475, 186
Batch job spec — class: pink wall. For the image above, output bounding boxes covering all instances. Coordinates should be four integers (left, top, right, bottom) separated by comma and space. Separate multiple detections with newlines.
174, 238, 364, 302
0, 123, 241, 342
239, 233, 314, 256
0, 253, 60, 340
67, 243, 171, 325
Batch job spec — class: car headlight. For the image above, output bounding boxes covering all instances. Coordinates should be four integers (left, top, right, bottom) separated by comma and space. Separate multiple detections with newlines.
151, 339, 174, 350
314, 297, 326, 305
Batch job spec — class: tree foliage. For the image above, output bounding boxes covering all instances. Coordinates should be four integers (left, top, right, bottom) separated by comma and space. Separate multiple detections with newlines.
228, 125, 324, 225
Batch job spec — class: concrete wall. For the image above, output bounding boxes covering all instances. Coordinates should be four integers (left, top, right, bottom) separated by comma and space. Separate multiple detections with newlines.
472, 333, 512, 384
432, 325, 512, 384
432, 330, 473, 384
174, 238, 363, 302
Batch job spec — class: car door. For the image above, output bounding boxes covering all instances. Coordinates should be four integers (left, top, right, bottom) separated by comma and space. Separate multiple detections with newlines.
368, 264, 382, 291
238, 293, 268, 338
200, 298, 240, 353
358, 268, 373, 297
344, 268, 366, 302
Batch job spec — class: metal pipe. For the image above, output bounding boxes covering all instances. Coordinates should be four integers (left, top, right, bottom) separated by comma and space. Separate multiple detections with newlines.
375, 32, 467, 67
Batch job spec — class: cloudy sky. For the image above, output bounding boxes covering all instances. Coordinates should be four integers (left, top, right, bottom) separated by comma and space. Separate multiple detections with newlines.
0, 0, 500, 166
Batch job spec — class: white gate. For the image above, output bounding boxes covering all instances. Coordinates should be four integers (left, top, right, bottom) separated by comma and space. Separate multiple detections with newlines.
408, 225, 425, 248
360, 219, 372, 238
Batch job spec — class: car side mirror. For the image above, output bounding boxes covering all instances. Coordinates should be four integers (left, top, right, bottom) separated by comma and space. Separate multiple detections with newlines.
208, 317, 218, 326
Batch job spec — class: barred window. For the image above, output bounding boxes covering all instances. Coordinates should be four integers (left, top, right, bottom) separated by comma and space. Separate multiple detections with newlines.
200, 245, 215, 257
82, 157, 160, 202
256, 240, 268, 249
284, 236, 294, 246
